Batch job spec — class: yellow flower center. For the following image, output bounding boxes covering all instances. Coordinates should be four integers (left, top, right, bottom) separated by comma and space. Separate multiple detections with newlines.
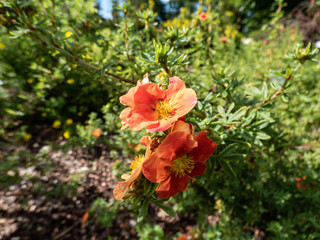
171, 155, 194, 178
154, 100, 173, 119
130, 155, 144, 171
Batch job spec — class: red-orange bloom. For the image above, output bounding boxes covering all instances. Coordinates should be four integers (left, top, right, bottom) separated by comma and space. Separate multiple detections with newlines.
219, 36, 227, 42
142, 121, 217, 199
200, 12, 207, 21
81, 211, 89, 228
93, 128, 101, 137
120, 76, 197, 133
176, 234, 187, 240
113, 136, 152, 200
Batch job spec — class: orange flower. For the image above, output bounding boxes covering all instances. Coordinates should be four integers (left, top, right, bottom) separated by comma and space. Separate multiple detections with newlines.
219, 36, 227, 42
113, 136, 152, 200
200, 12, 207, 21
81, 211, 89, 228
120, 76, 197, 133
290, 28, 295, 40
142, 120, 217, 199
93, 128, 101, 137
296, 177, 307, 190
176, 234, 187, 240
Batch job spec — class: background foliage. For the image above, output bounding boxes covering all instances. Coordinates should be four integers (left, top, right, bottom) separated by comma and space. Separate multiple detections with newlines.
1, 0, 320, 239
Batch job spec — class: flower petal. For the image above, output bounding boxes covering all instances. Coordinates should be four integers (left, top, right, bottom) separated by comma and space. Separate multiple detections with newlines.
113, 165, 142, 200
156, 175, 190, 199
140, 136, 152, 159
134, 83, 165, 106
171, 120, 194, 134
119, 108, 132, 129
146, 117, 177, 133
119, 82, 141, 107
142, 152, 171, 183
140, 136, 151, 146
133, 104, 157, 120
125, 110, 157, 131
166, 77, 186, 99
157, 131, 197, 161
190, 161, 207, 177
170, 88, 197, 117
189, 131, 217, 163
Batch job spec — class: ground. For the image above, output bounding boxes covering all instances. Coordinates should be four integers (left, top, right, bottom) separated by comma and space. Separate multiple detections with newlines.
0, 128, 199, 240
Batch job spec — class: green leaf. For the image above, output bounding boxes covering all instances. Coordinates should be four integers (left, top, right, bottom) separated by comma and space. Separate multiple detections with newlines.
203, 92, 214, 106
242, 110, 256, 126
222, 90, 228, 98
152, 200, 176, 217
139, 52, 154, 63
137, 198, 149, 222
251, 87, 261, 95
261, 82, 268, 100
218, 159, 236, 178
227, 103, 235, 114
167, 47, 174, 56
20, 0, 33, 8
229, 140, 252, 148
229, 106, 248, 121
171, 54, 186, 65
285, 68, 292, 78
256, 132, 271, 140
223, 154, 246, 160
205, 157, 213, 177
217, 105, 225, 117
282, 93, 289, 102
270, 81, 281, 90
305, 42, 311, 54
219, 143, 239, 156
176, 54, 186, 64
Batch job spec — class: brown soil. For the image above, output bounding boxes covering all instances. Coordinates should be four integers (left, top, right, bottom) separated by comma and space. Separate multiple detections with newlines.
0, 135, 197, 240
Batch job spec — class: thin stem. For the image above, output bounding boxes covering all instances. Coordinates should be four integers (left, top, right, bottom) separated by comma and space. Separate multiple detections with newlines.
258, 62, 302, 109
22, 21, 135, 84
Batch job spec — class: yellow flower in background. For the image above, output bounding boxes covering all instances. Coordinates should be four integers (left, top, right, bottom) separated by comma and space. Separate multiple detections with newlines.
226, 11, 233, 16
81, 54, 93, 60
53, 120, 61, 128
78, 112, 83, 116
27, 78, 34, 84
180, 7, 187, 17
67, 79, 75, 84
0, 42, 5, 50
24, 133, 32, 142
63, 131, 70, 139
65, 31, 73, 38
42, 112, 47, 117
117, 66, 122, 70
148, 0, 155, 9
196, 6, 203, 15
231, 29, 239, 38
66, 119, 73, 125
224, 25, 232, 37
72, 64, 77, 69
